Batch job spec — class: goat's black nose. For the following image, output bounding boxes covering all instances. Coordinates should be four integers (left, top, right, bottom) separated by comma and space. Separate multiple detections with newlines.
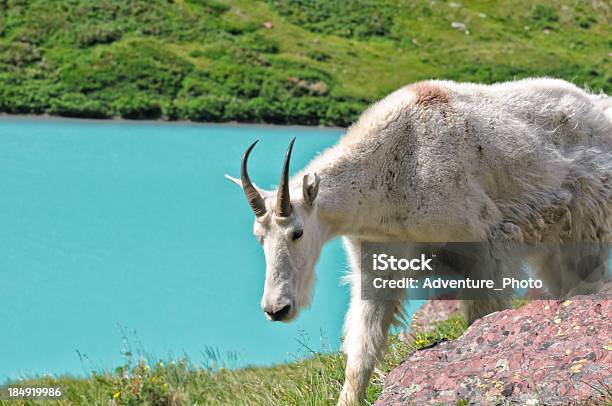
265, 304, 292, 321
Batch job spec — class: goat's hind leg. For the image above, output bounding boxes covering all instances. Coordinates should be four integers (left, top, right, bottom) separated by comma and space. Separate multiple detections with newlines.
459, 227, 522, 324
529, 243, 610, 298
565, 243, 610, 296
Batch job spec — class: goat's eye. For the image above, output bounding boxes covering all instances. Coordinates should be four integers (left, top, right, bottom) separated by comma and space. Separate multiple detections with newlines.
291, 229, 303, 241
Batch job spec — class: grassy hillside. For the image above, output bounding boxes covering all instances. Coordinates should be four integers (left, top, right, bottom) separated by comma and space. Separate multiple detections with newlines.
0, 0, 610, 125
3, 317, 468, 406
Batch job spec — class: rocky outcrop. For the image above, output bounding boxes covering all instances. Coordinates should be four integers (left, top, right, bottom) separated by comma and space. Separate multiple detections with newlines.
378, 283, 612, 405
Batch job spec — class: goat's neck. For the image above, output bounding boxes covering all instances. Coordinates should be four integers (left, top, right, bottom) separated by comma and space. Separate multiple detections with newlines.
299, 145, 393, 241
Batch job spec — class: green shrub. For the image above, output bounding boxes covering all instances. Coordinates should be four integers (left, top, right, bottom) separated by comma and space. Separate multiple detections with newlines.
237, 33, 279, 54
188, 49, 206, 58
267, 0, 396, 39
223, 97, 254, 122
184, 0, 230, 15
0, 42, 42, 66
246, 97, 286, 123
0, 73, 57, 114
48, 93, 111, 118
59, 41, 193, 98
206, 64, 265, 99
176, 95, 230, 121
325, 100, 366, 126
530, 5, 559, 29
113, 95, 162, 119
575, 15, 597, 29
282, 96, 329, 125
307, 50, 330, 61
75, 23, 122, 48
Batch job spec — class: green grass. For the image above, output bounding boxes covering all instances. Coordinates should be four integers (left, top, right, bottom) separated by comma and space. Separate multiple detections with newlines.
2, 316, 468, 405
0, 0, 610, 125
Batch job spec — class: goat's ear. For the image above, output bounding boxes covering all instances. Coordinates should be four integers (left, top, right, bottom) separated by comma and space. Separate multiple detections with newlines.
302, 173, 320, 206
225, 174, 242, 188
226, 174, 272, 197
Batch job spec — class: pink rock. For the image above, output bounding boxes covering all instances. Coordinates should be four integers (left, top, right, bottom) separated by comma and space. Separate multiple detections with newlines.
376, 281, 612, 405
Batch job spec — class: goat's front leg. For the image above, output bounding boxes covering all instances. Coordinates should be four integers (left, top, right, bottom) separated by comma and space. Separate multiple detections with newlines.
338, 296, 400, 405
337, 237, 407, 405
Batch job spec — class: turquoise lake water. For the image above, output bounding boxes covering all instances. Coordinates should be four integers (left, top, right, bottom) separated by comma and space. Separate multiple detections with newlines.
0, 117, 423, 380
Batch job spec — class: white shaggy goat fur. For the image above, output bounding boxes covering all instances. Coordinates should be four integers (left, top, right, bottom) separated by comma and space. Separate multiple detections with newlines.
229, 78, 612, 405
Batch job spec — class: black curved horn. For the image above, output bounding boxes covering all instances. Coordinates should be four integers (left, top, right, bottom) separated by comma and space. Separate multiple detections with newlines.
275, 138, 296, 217
241, 140, 267, 217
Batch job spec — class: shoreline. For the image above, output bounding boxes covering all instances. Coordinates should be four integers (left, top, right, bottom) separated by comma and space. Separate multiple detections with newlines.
0, 113, 346, 131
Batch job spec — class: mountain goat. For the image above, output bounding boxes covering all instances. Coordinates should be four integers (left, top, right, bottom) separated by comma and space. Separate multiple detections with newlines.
227, 78, 612, 405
